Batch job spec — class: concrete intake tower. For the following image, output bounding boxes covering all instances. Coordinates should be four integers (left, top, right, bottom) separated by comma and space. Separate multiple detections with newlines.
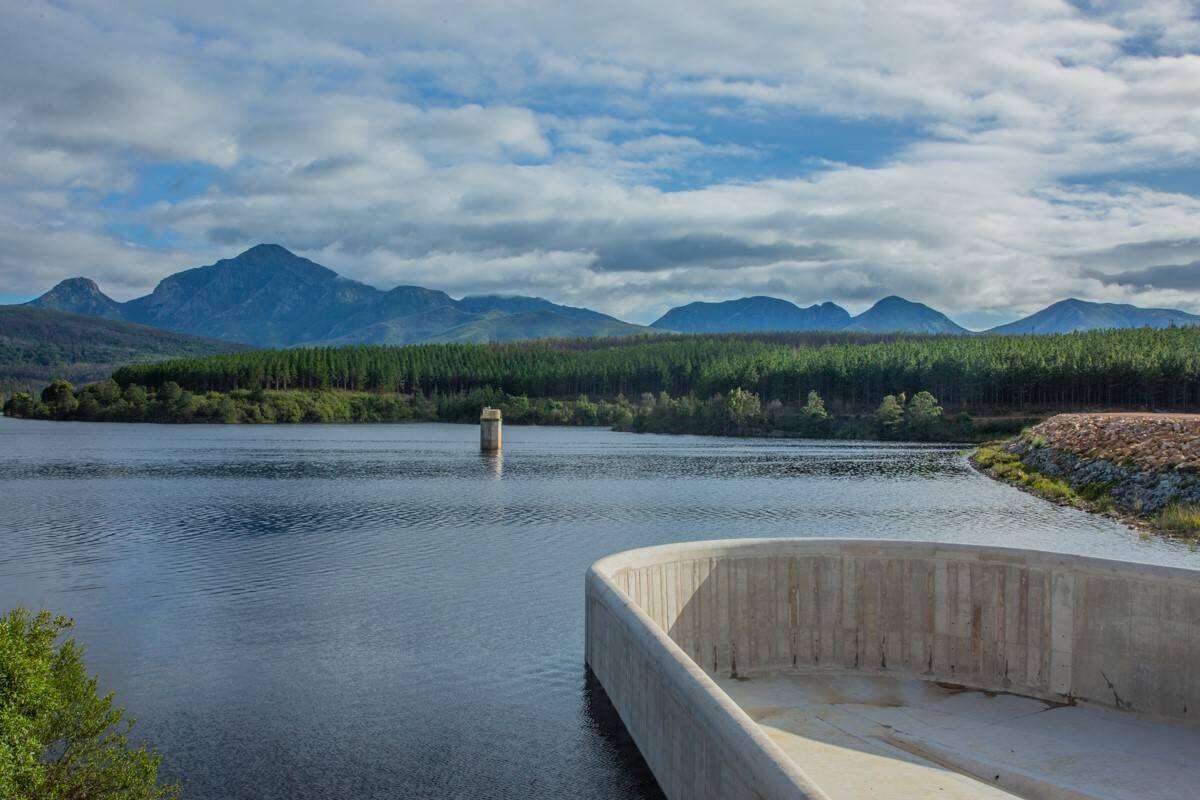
480, 407, 502, 451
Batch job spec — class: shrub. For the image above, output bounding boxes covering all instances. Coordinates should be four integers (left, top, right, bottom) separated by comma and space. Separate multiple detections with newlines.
973, 446, 1019, 469
1159, 504, 1200, 536
1029, 476, 1074, 501
990, 461, 1027, 481
0, 609, 178, 800
1077, 481, 1116, 502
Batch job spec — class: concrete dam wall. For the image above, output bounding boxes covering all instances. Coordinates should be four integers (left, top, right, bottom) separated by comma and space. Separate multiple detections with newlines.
584, 539, 1200, 800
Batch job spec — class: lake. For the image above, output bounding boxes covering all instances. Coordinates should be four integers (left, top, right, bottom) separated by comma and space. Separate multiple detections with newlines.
2, 419, 1196, 799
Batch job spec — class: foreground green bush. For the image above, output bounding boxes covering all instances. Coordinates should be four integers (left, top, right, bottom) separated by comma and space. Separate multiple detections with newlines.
0, 609, 177, 800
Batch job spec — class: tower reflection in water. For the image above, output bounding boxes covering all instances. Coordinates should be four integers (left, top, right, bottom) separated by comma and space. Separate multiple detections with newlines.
482, 450, 503, 479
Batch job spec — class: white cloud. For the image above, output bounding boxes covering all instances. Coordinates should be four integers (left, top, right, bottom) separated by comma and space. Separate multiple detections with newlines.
1, 0, 1199, 326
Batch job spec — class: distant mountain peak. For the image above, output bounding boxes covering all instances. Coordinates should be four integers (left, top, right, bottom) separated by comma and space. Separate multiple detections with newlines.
650, 295, 850, 333
27, 276, 124, 320
240, 243, 293, 257
56, 276, 103, 291
989, 297, 1200, 334
22, 245, 649, 347
843, 295, 966, 334
650, 293, 971, 335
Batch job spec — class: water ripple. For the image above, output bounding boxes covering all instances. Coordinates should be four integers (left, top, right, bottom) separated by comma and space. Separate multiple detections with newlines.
1, 419, 1194, 800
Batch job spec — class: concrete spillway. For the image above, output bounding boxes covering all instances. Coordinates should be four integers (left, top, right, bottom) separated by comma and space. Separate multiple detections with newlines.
584, 539, 1200, 800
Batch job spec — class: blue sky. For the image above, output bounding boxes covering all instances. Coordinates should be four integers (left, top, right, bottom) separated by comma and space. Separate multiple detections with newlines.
2, 1, 1199, 329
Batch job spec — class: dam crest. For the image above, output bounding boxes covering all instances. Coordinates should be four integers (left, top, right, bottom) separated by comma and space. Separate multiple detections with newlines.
585, 538, 1200, 799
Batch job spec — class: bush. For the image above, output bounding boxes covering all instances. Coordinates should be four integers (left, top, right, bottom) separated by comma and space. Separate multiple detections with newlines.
973, 446, 1018, 469
1077, 481, 1116, 502
1159, 504, 1200, 536
990, 460, 1027, 481
0, 608, 178, 800
1028, 476, 1074, 501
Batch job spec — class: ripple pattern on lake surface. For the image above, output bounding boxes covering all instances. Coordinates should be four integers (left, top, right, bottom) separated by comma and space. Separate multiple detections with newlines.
1, 419, 1195, 800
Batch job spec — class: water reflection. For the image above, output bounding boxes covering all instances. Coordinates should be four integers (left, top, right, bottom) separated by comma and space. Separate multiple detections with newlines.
481, 450, 504, 479
580, 670, 665, 799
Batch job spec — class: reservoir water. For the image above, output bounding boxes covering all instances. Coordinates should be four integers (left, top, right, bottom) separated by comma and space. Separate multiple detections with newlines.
2, 419, 1197, 799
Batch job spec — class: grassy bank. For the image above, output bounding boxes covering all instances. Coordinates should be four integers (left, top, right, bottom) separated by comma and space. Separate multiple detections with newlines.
971, 440, 1200, 541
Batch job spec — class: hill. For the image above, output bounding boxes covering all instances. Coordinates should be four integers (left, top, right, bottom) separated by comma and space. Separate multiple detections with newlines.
28, 244, 647, 347
0, 306, 249, 396
843, 295, 967, 334
987, 298, 1200, 334
651, 296, 850, 333
27, 277, 125, 319
653, 294, 966, 334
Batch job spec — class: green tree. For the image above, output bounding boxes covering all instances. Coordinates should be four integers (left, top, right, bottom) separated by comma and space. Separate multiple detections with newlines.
40, 380, 78, 418
157, 382, 182, 405
875, 394, 905, 434
800, 390, 829, 421
3, 392, 38, 418
905, 390, 943, 434
725, 387, 762, 429
0, 608, 178, 800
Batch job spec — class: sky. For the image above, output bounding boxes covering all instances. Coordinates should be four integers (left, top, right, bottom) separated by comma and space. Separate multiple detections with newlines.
1, 1, 1199, 328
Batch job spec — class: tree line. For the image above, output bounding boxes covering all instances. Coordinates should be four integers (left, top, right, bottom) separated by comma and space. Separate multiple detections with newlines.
5, 378, 1029, 442
106, 327, 1200, 412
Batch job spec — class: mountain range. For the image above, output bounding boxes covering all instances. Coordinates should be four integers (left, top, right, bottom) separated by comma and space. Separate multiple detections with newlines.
25, 244, 645, 348
19, 244, 1200, 346
649, 295, 1197, 335
987, 298, 1200, 335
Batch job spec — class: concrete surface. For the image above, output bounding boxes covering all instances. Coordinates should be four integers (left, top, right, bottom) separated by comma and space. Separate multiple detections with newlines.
586, 539, 1200, 800
716, 671, 1200, 800
480, 406, 502, 450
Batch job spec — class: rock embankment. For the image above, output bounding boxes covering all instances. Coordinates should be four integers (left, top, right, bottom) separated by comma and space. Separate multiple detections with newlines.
1022, 413, 1200, 472
1005, 413, 1200, 516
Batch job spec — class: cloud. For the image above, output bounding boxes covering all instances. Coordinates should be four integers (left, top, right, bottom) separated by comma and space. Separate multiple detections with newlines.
592, 237, 842, 272
1067, 238, 1200, 269
1087, 261, 1200, 291
1, 0, 1200, 325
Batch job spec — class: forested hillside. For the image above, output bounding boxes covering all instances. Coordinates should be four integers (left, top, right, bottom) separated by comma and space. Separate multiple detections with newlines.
110, 327, 1200, 411
0, 307, 248, 396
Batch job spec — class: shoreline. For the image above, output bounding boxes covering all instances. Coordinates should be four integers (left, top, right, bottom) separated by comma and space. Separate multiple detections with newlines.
3, 382, 1040, 443
970, 413, 1200, 540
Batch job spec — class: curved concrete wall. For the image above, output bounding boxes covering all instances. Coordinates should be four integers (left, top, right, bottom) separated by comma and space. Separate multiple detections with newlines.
585, 539, 1200, 799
